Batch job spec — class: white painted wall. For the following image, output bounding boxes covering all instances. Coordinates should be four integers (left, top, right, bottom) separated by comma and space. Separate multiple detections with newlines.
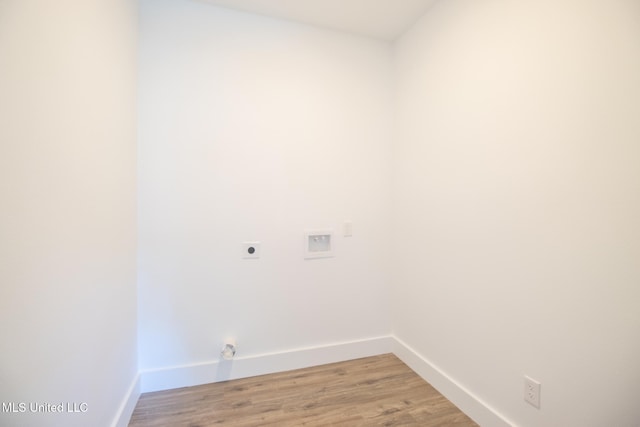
138, 0, 392, 375
5, 0, 636, 424
393, 1, 640, 426
0, 1, 138, 426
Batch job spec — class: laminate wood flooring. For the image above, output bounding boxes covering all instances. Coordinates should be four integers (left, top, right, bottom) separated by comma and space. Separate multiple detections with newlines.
129, 354, 478, 426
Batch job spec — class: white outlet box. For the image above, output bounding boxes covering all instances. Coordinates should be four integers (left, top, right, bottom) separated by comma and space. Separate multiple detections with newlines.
524, 376, 541, 408
304, 230, 334, 259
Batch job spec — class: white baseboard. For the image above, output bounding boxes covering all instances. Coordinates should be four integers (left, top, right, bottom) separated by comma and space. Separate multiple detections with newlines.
140, 336, 394, 393
111, 373, 140, 427
137, 335, 512, 427
392, 336, 514, 427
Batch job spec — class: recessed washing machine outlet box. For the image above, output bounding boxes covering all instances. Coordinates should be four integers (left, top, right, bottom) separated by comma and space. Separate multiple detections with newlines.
304, 230, 334, 259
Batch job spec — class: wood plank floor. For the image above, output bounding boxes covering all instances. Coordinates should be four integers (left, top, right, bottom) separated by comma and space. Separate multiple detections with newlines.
129, 354, 478, 426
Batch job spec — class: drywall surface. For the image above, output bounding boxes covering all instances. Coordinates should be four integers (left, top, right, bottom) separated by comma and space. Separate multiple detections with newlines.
392, 1, 640, 426
138, 0, 392, 373
0, 1, 138, 426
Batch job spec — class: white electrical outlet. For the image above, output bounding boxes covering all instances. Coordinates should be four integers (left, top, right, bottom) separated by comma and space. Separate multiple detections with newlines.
524, 376, 541, 408
343, 221, 353, 237
242, 242, 261, 259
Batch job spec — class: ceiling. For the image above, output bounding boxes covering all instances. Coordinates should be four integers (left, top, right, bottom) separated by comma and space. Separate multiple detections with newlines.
195, 0, 438, 41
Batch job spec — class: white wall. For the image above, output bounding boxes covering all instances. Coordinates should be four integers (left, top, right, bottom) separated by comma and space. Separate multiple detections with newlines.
138, 0, 392, 376
393, 1, 640, 426
6, 0, 635, 424
0, 1, 138, 426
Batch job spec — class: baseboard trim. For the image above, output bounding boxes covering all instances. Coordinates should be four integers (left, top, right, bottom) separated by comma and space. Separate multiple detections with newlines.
140, 336, 394, 393
392, 336, 514, 427
138, 335, 513, 426
111, 373, 140, 427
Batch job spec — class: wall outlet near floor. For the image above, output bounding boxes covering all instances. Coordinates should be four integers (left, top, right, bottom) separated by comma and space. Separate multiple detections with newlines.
524, 375, 541, 408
